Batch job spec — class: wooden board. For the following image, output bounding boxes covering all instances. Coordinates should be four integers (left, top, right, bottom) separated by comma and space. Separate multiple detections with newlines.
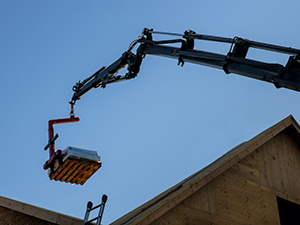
213, 169, 280, 225
181, 182, 216, 215
0, 196, 83, 225
48, 157, 101, 185
257, 131, 300, 198
150, 203, 241, 225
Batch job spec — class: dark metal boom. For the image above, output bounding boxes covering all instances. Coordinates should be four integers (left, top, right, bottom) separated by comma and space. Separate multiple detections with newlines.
70, 28, 300, 107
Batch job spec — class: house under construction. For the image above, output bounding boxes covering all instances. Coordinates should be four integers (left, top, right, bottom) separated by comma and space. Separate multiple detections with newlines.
112, 115, 300, 225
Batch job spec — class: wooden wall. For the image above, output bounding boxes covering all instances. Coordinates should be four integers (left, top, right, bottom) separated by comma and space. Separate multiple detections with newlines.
150, 131, 300, 225
0, 195, 83, 225
0, 206, 55, 225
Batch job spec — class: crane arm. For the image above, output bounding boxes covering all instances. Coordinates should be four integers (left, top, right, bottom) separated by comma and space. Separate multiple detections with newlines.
70, 28, 300, 106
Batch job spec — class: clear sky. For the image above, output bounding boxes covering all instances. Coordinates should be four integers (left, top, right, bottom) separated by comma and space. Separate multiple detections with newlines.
1, 1, 300, 224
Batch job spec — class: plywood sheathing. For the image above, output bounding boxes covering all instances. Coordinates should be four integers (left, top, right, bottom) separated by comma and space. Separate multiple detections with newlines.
0, 196, 83, 225
111, 115, 300, 225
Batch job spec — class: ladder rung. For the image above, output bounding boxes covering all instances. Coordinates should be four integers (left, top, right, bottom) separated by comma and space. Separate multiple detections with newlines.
89, 203, 102, 211
86, 216, 98, 223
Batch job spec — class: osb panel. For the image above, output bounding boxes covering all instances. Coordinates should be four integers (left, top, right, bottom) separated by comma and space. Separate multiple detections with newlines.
139, 127, 300, 225
149, 203, 240, 225
228, 150, 260, 184
150, 151, 271, 225
214, 169, 280, 225
0, 206, 55, 225
257, 131, 300, 198
181, 181, 216, 215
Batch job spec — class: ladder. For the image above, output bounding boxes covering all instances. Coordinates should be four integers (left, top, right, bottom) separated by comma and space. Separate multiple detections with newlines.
82, 194, 108, 225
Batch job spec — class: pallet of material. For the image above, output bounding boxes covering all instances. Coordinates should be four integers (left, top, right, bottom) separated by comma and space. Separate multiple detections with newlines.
48, 146, 102, 185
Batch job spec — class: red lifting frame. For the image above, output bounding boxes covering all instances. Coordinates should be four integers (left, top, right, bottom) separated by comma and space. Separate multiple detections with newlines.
44, 116, 80, 170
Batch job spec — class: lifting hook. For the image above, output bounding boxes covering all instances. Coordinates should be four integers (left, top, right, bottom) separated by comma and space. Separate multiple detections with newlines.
70, 102, 75, 118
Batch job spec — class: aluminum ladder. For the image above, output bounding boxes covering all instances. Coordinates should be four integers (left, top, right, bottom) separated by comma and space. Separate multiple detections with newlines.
82, 194, 108, 225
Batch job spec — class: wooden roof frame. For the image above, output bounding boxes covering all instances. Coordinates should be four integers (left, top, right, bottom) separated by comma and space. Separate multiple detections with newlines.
111, 115, 300, 225
0, 195, 83, 225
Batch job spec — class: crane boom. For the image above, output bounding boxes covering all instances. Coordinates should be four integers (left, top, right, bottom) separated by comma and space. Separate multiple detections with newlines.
70, 28, 300, 105
44, 28, 300, 185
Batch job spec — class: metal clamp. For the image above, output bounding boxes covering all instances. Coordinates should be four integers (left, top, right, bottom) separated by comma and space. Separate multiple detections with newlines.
44, 133, 59, 150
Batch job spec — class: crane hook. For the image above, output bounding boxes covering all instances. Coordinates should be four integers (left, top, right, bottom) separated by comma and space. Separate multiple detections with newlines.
70, 102, 75, 118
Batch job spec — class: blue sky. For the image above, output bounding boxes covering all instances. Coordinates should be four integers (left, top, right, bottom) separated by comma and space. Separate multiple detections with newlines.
1, 1, 300, 224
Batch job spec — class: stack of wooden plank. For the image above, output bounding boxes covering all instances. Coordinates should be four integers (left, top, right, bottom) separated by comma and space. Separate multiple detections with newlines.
48, 147, 102, 185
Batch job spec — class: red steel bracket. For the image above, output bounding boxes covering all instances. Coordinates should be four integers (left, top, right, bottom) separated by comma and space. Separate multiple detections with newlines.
43, 116, 80, 170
